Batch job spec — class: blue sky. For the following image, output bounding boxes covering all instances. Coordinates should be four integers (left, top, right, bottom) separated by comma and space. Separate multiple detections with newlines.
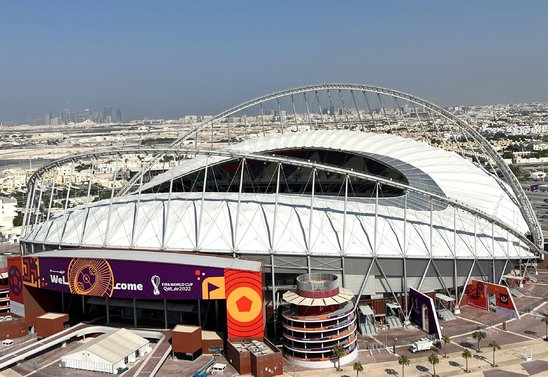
1, 1, 547, 123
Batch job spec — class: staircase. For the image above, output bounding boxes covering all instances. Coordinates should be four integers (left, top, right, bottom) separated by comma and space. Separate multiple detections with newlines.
365, 321, 376, 336
509, 287, 525, 298
360, 321, 377, 336
386, 315, 403, 329
438, 309, 456, 321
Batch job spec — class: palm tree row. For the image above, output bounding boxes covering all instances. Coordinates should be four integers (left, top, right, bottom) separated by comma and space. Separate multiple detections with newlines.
336, 328, 510, 376
471, 330, 503, 366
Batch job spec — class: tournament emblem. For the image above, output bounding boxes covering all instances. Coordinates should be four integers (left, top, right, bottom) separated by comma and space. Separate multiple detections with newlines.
151, 275, 161, 295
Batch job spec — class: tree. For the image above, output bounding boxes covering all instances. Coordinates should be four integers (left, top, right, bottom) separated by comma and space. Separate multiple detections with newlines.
398, 354, 410, 377
428, 353, 440, 377
462, 348, 472, 373
12, 214, 23, 227
441, 335, 451, 358
472, 330, 487, 352
332, 344, 345, 371
489, 340, 501, 367
510, 165, 522, 179
353, 361, 363, 377
543, 316, 548, 340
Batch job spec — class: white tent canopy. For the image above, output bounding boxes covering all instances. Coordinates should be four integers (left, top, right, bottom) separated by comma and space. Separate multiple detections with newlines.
61, 328, 151, 374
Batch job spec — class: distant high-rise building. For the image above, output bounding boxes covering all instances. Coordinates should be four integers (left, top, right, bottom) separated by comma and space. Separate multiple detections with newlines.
103, 107, 112, 123
62, 108, 72, 124
82, 108, 92, 121
116, 109, 123, 123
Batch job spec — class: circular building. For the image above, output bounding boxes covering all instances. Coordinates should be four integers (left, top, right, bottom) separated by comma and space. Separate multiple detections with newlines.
282, 273, 357, 368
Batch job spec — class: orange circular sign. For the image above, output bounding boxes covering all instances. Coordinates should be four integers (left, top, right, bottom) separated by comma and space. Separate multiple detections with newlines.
226, 286, 262, 323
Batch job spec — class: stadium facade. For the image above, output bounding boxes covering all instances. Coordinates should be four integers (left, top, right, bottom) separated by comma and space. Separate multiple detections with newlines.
10, 84, 543, 364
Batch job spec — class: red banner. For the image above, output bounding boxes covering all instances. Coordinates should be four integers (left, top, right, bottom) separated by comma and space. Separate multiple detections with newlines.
7, 257, 23, 304
7, 256, 25, 317
225, 269, 264, 339
465, 279, 519, 318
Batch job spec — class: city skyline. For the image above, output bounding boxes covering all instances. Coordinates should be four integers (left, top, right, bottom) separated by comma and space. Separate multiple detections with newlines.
1, 1, 548, 123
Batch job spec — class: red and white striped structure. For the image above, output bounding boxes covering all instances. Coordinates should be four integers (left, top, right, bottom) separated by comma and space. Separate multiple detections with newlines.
282, 273, 357, 368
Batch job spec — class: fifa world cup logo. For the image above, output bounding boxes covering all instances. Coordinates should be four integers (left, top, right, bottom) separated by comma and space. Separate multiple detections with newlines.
151, 275, 161, 296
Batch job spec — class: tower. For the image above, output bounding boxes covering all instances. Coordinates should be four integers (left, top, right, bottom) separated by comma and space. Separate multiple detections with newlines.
282, 273, 357, 368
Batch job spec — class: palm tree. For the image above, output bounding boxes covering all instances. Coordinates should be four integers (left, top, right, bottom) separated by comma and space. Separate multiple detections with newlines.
542, 316, 548, 340
398, 355, 410, 377
472, 330, 487, 352
428, 353, 440, 377
462, 348, 472, 373
332, 344, 345, 371
353, 361, 363, 377
441, 335, 451, 358
489, 340, 501, 366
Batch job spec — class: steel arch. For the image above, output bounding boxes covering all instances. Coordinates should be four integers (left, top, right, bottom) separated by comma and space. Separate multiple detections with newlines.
116, 83, 542, 250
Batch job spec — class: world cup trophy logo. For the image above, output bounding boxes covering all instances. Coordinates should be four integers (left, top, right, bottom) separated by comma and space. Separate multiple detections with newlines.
151, 275, 161, 296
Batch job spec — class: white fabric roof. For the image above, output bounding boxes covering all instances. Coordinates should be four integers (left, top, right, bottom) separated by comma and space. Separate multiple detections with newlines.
24, 131, 534, 260
359, 305, 374, 316
282, 287, 354, 306
435, 293, 455, 302
143, 130, 528, 234
63, 328, 148, 365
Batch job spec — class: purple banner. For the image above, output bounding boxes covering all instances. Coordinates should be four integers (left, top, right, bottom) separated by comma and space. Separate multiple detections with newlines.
409, 288, 442, 339
22, 256, 225, 300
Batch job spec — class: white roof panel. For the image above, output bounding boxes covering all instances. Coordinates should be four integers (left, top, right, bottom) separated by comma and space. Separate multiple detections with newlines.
359, 305, 374, 316
25, 131, 535, 261
63, 328, 148, 365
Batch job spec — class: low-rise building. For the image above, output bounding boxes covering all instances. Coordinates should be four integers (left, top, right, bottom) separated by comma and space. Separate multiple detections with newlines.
0, 197, 17, 230
61, 328, 151, 374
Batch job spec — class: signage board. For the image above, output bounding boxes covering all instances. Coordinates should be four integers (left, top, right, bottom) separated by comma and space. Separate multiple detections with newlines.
7, 257, 25, 317
21, 256, 225, 300
465, 279, 519, 319
409, 288, 442, 339
13, 253, 265, 339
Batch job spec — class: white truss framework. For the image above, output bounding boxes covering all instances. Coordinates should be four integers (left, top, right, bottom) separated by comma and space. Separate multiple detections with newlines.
113, 84, 542, 251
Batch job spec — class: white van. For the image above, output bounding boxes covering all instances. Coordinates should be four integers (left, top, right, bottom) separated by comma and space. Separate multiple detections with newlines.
210, 363, 226, 373
2, 339, 14, 347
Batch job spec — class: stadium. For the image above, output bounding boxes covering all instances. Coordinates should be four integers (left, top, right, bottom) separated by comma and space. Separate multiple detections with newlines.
10, 84, 543, 366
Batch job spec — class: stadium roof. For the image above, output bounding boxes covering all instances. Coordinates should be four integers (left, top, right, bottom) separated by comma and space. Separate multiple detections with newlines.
24, 131, 533, 260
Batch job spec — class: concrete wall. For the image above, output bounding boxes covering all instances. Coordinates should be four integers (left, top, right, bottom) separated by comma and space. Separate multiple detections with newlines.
172, 326, 201, 354
35, 313, 69, 338
23, 286, 59, 325
0, 314, 27, 339
226, 341, 251, 375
